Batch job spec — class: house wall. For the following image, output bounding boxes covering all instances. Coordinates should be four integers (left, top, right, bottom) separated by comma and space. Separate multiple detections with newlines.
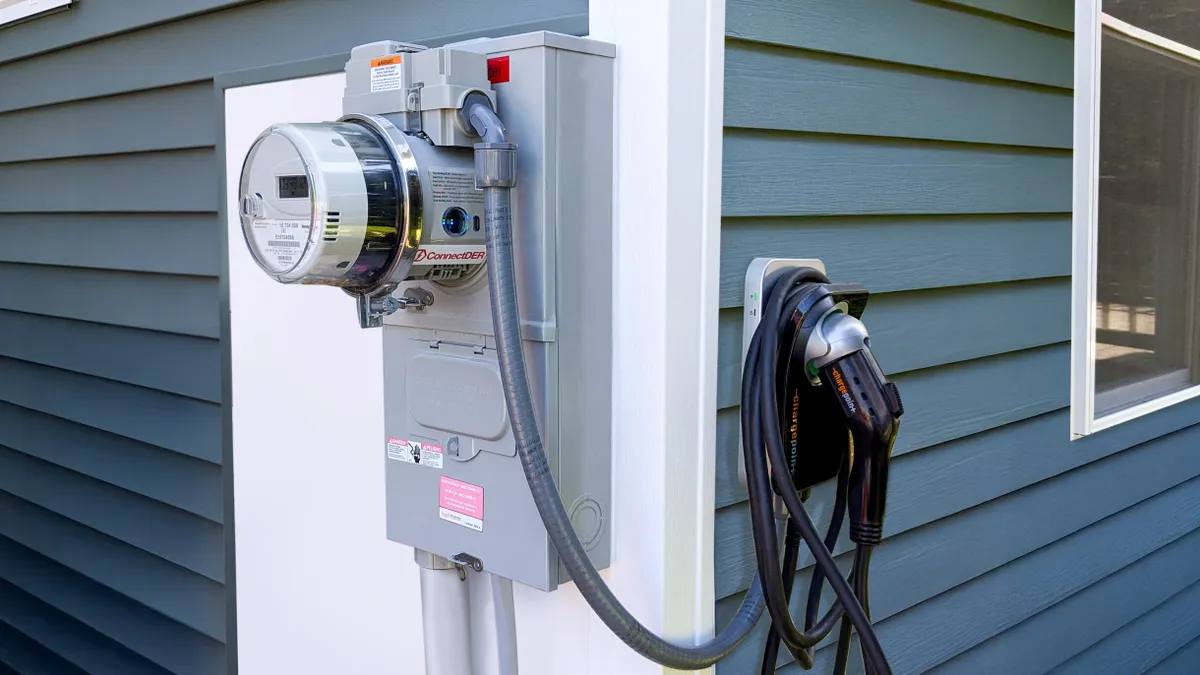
714, 1, 1200, 673
0, 2, 585, 674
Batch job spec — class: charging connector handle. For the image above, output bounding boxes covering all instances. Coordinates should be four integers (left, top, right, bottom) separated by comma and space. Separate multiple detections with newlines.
466, 97, 765, 670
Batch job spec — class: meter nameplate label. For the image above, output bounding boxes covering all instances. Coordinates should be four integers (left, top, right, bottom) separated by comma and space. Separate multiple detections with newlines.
370, 55, 403, 93
439, 476, 484, 532
387, 437, 444, 469
249, 218, 310, 272
412, 246, 487, 265
429, 168, 485, 206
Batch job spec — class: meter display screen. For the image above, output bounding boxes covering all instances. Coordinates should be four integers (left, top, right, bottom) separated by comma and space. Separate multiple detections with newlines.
277, 174, 309, 199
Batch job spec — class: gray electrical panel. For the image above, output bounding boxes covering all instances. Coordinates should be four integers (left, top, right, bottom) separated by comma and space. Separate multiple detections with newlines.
378, 33, 616, 591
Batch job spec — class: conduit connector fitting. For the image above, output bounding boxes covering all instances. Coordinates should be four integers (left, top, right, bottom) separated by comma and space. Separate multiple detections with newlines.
474, 143, 517, 189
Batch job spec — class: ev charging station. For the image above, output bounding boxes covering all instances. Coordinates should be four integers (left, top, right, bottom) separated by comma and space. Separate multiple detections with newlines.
233, 30, 904, 675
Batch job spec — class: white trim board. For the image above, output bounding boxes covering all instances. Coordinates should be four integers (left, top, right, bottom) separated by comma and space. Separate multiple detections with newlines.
579, 0, 727, 673
0, 0, 71, 27
1071, 1, 1104, 438
225, 73, 428, 675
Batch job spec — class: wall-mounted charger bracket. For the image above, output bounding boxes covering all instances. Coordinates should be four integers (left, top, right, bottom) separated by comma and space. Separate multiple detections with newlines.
738, 258, 873, 510
740, 258, 825, 512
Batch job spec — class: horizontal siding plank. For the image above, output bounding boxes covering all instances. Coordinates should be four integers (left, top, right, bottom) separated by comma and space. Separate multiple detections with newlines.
725, 42, 1071, 148
718, 216, 1070, 305
0, 619, 88, 675
791, 475, 1200, 675
941, 0, 1073, 30
718, 390, 1200, 519
716, 409, 1200, 604
0, 0, 588, 112
932, 530, 1200, 675
0, 358, 221, 463
0, 150, 216, 213
857, 280, 1070, 373
0, 537, 223, 675
0, 586, 167, 675
0, 263, 219, 337
716, 279, 1070, 407
1049, 580, 1200, 675
0, 398, 220, 521
0, 447, 224, 581
0, 213, 221, 276
0, 0, 252, 65
0, 491, 224, 640
726, 0, 1072, 88
887, 344, 1068, 456
723, 132, 1071, 217
0, 310, 221, 402
1147, 635, 1200, 675
0, 84, 215, 163
722, 455, 1200, 674
716, 345, 1069, 514
0, 402, 221, 522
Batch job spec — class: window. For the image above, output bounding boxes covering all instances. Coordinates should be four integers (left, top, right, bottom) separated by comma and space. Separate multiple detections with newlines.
1073, 2, 1200, 436
0, 0, 73, 29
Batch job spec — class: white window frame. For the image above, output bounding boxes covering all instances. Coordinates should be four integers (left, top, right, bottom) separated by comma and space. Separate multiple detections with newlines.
1072, 6, 1200, 437
0, 0, 72, 28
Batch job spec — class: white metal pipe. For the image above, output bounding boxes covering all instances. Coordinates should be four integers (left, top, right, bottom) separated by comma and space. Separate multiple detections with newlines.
416, 550, 474, 675
487, 573, 519, 675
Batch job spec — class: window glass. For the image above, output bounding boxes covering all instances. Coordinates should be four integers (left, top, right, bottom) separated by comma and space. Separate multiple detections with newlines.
1095, 33, 1200, 415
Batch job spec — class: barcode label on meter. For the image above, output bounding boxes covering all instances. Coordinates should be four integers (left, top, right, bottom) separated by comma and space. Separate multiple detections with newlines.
250, 218, 311, 272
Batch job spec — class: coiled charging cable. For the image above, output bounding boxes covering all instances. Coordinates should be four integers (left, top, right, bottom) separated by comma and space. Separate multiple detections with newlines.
468, 98, 889, 673
743, 266, 891, 675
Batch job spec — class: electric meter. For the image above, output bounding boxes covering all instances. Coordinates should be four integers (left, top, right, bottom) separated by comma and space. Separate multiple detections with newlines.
238, 113, 486, 297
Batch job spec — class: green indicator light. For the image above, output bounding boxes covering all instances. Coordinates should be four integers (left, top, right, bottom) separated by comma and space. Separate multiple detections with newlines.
807, 362, 819, 377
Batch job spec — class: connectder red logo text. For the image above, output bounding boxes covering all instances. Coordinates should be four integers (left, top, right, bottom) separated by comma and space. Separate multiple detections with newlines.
413, 249, 487, 264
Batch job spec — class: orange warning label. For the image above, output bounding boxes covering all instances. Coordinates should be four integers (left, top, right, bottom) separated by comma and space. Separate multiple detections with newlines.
370, 55, 403, 68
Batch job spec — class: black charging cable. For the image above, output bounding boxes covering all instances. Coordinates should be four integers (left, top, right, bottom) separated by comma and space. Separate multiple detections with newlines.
760, 458, 849, 675
742, 267, 892, 674
475, 100, 893, 670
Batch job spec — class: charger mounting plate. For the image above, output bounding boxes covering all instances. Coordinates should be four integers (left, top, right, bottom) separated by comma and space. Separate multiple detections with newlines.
738, 258, 826, 498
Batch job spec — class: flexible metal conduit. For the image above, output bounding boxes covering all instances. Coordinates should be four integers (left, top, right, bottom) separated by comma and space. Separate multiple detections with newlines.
465, 97, 766, 670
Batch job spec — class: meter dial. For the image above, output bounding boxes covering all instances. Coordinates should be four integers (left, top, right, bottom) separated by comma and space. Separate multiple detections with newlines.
238, 120, 406, 288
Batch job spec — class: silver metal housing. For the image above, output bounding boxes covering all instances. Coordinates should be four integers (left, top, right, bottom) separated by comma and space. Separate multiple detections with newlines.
239, 117, 487, 300
805, 311, 870, 375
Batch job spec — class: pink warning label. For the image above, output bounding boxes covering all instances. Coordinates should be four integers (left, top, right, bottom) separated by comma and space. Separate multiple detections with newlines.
439, 476, 484, 532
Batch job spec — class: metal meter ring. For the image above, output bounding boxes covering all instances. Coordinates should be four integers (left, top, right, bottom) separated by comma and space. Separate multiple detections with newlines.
338, 113, 424, 297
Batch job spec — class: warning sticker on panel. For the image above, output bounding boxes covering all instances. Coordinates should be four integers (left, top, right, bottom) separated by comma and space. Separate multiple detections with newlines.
439, 476, 484, 532
387, 437, 444, 469
370, 55, 403, 92
429, 168, 485, 206
249, 218, 310, 271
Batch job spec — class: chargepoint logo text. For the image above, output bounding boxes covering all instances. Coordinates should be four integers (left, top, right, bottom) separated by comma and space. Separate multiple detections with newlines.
413, 247, 487, 264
